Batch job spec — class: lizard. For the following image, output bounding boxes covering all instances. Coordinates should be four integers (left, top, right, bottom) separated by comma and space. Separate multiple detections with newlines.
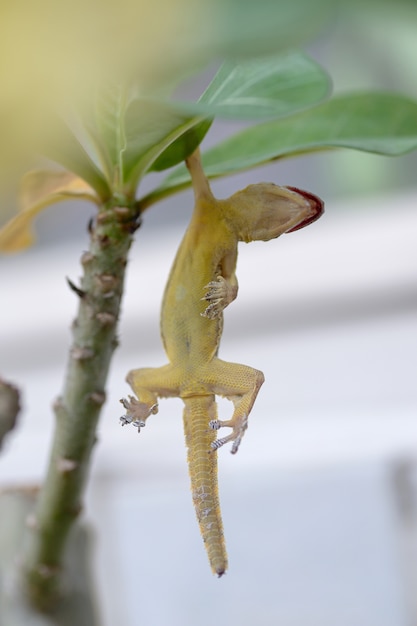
120, 149, 324, 577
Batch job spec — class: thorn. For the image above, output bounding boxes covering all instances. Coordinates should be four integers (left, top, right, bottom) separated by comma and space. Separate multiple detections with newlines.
87, 217, 94, 234
89, 391, 106, 406
52, 396, 65, 412
66, 277, 86, 298
71, 346, 95, 361
81, 251, 94, 266
98, 234, 110, 246
26, 513, 38, 530
37, 564, 59, 579
57, 457, 78, 473
114, 206, 130, 218
71, 502, 83, 517
95, 273, 118, 294
96, 212, 107, 224
128, 214, 142, 234
99, 274, 117, 287
113, 206, 142, 233
96, 311, 117, 325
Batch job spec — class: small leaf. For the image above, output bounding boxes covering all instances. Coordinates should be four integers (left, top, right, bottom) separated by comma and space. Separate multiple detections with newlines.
145, 92, 417, 204
122, 99, 204, 188
150, 119, 212, 172
0, 170, 99, 253
41, 117, 111, 200
190, 52, 330, 119
93, 85, 128, 189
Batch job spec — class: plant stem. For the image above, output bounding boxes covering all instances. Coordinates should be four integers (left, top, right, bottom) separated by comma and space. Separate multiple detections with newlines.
0, 489, 98, 625
23, 198, 139, 610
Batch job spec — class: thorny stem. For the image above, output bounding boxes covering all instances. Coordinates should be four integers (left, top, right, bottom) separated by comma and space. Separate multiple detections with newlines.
23, 197, 140, 611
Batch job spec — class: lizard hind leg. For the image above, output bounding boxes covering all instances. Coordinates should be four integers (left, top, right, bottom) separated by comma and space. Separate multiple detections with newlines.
119, 395, 158, 432
121, 364, 181, 432
208, 359, 265, 454
209, 395, 249, 454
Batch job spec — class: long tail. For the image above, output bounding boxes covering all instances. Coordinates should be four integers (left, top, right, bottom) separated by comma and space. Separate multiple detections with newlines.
183, 395, 227, 576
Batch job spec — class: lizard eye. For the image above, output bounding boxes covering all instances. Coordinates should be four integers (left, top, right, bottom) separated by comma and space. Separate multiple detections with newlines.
284, 187, 324, 232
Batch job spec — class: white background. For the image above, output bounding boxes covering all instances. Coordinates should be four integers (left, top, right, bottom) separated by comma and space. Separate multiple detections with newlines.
1, 186, 417, 625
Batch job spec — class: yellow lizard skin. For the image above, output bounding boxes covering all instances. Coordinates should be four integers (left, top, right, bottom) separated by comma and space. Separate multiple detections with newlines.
120, 149, 324, 576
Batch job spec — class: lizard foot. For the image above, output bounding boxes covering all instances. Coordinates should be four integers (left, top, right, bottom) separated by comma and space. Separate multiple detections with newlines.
119, 395, 158, 433
209, 414, 249, 454
201, 276, 237, 319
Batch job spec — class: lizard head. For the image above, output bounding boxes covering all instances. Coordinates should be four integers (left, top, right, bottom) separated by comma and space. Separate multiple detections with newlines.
226, 183, 324, 242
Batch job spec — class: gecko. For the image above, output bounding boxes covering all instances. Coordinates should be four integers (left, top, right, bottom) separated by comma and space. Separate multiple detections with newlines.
120, 149, 324, 576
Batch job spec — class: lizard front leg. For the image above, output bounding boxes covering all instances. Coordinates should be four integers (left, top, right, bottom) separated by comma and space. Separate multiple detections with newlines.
205, 358, 265, 454
201, 274, 238, 319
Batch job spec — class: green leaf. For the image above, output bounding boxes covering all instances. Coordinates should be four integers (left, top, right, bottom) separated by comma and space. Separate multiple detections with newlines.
41, 116, 111, 201
44, 51, 330, 195
147, 52, 330, 174
122, 99, 205, 189
93, 84, 128, 189
145, 93, 417, 204
190, 52, 330, 119
206, 0, 334, 61
150, 119, 212, 172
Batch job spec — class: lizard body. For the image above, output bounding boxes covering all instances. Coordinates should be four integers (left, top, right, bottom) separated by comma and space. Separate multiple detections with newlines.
121, 150, 323, 576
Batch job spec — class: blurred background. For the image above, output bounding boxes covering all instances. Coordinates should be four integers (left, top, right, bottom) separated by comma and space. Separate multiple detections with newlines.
1, 2, 417, 625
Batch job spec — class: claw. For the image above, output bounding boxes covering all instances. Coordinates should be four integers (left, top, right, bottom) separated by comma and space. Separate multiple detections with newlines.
201, 276, 229, 319
231, 435, 243, 455
210, 414, 248, 454
133, 419, 146, 433
211, 438, 228, 451
119, 396, 157, 433
119, 414, 146, 432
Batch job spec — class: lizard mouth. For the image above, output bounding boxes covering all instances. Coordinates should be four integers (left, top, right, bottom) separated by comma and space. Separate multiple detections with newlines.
284, 187, 324, 233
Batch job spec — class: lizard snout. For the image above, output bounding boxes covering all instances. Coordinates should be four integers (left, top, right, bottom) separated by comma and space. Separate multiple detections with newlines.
284, 187, 324, 233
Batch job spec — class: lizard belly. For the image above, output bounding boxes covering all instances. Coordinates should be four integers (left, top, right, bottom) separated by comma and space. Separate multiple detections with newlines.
160, 253, 222, 367
161, 304, 221, 378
